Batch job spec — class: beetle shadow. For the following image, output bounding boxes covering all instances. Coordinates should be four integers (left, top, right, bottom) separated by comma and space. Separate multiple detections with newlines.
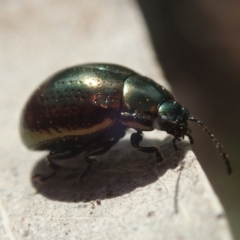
31, 136, 190, 202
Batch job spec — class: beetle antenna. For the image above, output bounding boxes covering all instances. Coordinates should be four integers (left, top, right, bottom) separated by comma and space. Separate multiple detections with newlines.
188, 116, 232, 175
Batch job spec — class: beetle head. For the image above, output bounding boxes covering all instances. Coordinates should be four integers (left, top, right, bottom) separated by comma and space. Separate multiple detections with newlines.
155, 100, 232, 175
155, 100, 190, 139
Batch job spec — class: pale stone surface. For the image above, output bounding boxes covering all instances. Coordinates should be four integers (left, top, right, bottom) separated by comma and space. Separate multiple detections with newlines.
0, 1, 233, 239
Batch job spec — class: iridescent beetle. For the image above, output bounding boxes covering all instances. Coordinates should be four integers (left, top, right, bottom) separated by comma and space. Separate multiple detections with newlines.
20, 63, 232, 182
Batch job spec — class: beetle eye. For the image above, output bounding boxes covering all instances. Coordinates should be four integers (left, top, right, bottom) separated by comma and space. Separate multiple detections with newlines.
153, 114, 169, 130
160, 115, 168, 122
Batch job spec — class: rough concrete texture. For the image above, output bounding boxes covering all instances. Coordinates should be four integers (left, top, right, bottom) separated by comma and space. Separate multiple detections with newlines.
0, 1, 233, 239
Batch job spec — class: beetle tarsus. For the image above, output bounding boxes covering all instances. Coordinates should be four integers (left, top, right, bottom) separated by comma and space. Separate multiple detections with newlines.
32, 172, 57, 184
32, 154, 62, 183
172, 138, 179, 152
185, 133, 194, 145
155, 151, 163, 164
79, 157, 96, 181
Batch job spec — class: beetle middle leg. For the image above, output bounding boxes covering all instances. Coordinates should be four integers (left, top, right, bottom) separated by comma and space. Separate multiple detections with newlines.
80, 137, 123, 181
32, 148, 84, 183
79, 122, 126, 180
131, 131, 163, 164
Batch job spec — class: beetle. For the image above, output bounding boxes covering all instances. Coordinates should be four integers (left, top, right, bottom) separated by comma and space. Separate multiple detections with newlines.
20, 63, 232, 182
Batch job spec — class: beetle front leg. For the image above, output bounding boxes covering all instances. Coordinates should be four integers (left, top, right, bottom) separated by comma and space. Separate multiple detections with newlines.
131, 131, 163, 164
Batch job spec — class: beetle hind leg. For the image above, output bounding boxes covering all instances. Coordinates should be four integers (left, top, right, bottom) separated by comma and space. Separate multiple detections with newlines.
32, 148, 84, 183
131, 131, 163, 164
